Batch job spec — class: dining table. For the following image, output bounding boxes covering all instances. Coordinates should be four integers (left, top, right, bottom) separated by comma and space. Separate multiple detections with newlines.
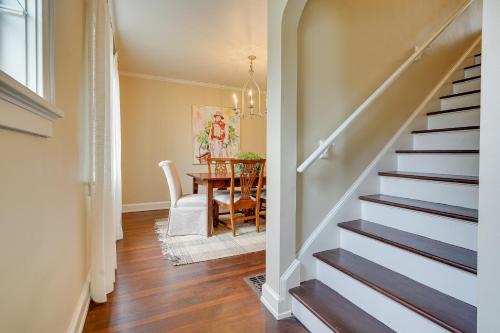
186, 172, 266, 236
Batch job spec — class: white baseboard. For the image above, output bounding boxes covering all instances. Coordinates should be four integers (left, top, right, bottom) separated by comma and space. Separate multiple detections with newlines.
260, 284, 292, 320
67, 272, 91, 333
122, 201, 171, 213
260, 259, 301, 320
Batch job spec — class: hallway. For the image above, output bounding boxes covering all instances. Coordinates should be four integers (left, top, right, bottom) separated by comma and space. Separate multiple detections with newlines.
83, 210, 306, 332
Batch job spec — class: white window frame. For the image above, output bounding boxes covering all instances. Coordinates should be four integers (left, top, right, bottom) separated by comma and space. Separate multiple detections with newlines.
0, 0, 63, 138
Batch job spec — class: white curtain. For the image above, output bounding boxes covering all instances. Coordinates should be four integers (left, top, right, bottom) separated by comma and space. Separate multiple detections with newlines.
111, 54, 123, 240
87, 0, 122, 303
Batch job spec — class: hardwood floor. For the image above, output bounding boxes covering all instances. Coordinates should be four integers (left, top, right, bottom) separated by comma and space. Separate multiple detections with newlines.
83, 210, 307, 332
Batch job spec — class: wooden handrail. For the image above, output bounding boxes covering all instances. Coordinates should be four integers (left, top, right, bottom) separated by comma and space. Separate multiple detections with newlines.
297, 0, 476, 173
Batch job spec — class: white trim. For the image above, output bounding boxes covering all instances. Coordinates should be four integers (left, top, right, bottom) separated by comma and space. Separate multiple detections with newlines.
120, 71, 243, 92
260, 284, 292, 320
260, 259, 301, 320
41, 0, 56, 104
67, 272, 91, 333
122, 201, 171, 213
297, 35, 482, 268
280, 259, 301, 297
0, 70, 63, 137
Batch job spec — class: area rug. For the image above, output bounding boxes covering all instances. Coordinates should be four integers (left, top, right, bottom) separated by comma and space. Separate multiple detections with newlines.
155, 218, 266, 266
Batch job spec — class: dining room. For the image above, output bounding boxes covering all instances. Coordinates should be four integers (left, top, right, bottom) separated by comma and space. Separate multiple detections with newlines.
117, 0, 268, 266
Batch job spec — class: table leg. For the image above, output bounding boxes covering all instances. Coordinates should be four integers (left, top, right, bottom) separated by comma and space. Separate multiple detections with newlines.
193, 179, 199, 194
207, 181, 214, 236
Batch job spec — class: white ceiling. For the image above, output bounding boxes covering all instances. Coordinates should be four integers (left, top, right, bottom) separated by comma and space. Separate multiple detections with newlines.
111, 0, 267, 88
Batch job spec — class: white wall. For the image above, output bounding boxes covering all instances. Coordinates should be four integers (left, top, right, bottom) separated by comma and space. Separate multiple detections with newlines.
477, 0, 500, 331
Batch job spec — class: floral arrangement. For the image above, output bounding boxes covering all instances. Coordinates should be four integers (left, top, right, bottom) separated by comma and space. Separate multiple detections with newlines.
234, 151, 264, 173
235, 151, 263, 160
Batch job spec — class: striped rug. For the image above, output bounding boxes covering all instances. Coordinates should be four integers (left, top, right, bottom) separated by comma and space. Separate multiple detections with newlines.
155, 218, 266, 266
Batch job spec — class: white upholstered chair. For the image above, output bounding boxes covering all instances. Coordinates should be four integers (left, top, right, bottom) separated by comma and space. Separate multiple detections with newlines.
159, 160, 208, 236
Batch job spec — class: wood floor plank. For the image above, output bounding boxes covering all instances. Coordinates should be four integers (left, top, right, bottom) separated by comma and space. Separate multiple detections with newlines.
83, 210, 306, 332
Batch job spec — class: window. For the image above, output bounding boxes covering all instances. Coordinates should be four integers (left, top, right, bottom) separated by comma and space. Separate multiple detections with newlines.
0, 0, 53, 98
0, 0, 61, 137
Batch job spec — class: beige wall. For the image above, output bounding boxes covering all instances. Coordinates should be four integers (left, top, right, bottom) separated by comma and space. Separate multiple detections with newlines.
0, 0, 88, 332
120, 75, 267, 205
297, 0, 482, 247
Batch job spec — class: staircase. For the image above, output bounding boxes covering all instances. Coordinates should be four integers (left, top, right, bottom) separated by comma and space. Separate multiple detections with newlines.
290, 53, 481, 332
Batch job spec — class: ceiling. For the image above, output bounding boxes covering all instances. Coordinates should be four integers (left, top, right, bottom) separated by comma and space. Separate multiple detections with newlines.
111, 0, 267, 88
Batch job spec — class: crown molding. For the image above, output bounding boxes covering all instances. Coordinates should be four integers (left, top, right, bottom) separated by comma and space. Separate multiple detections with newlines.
119, 71, 244, 91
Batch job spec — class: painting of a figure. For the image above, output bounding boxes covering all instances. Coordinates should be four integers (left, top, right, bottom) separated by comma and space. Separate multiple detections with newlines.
192, 105, 240, 164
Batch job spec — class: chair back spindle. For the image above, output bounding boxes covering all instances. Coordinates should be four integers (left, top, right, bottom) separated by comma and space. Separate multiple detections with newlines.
207, 157, 231, 176
230, 159, 266, 204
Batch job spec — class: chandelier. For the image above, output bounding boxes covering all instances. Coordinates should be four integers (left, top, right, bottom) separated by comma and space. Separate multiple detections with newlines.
233, 55, 264, 118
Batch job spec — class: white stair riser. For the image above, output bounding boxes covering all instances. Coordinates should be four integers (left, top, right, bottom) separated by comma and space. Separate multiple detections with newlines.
316, 260, 450, 333
397, 153, 479, 176
291, 299, 333, 333
427, 109, 480, 129
441, 93, 480, 110
475, 55, 481, 65
380, 177, 478, 209
340, 230, 477, 305
361, 201, 477, 250
413, 130, 479, 150
453, 78, 480, 94
464, 66, 481, 78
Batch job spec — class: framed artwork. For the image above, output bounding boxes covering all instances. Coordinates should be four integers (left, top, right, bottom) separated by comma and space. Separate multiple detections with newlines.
192, 105, 241, 164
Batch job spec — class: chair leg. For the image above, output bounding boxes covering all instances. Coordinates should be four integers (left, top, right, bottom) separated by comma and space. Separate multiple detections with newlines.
230, 208, 236, 236
255, 209, 260, 233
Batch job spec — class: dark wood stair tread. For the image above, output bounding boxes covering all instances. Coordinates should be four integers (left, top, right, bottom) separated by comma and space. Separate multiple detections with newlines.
378, 171, 478, 184
396, 149, 479, 154
313, 249, 477, 333
289, 279, 395, 333
427, 105, 480, 116
464, 63, 480, 70
440, 90, 480, 99
338, 220, 477, 273
359, 194, 478, 222
412, 126, 479, 134
474, 53, 481, 57
453, 76, 480, 84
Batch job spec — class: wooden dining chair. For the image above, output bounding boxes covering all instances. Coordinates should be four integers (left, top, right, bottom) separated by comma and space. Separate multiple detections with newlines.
213, 159, 266, 236
207, 157, 232, 225
207, 157, 231, 177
